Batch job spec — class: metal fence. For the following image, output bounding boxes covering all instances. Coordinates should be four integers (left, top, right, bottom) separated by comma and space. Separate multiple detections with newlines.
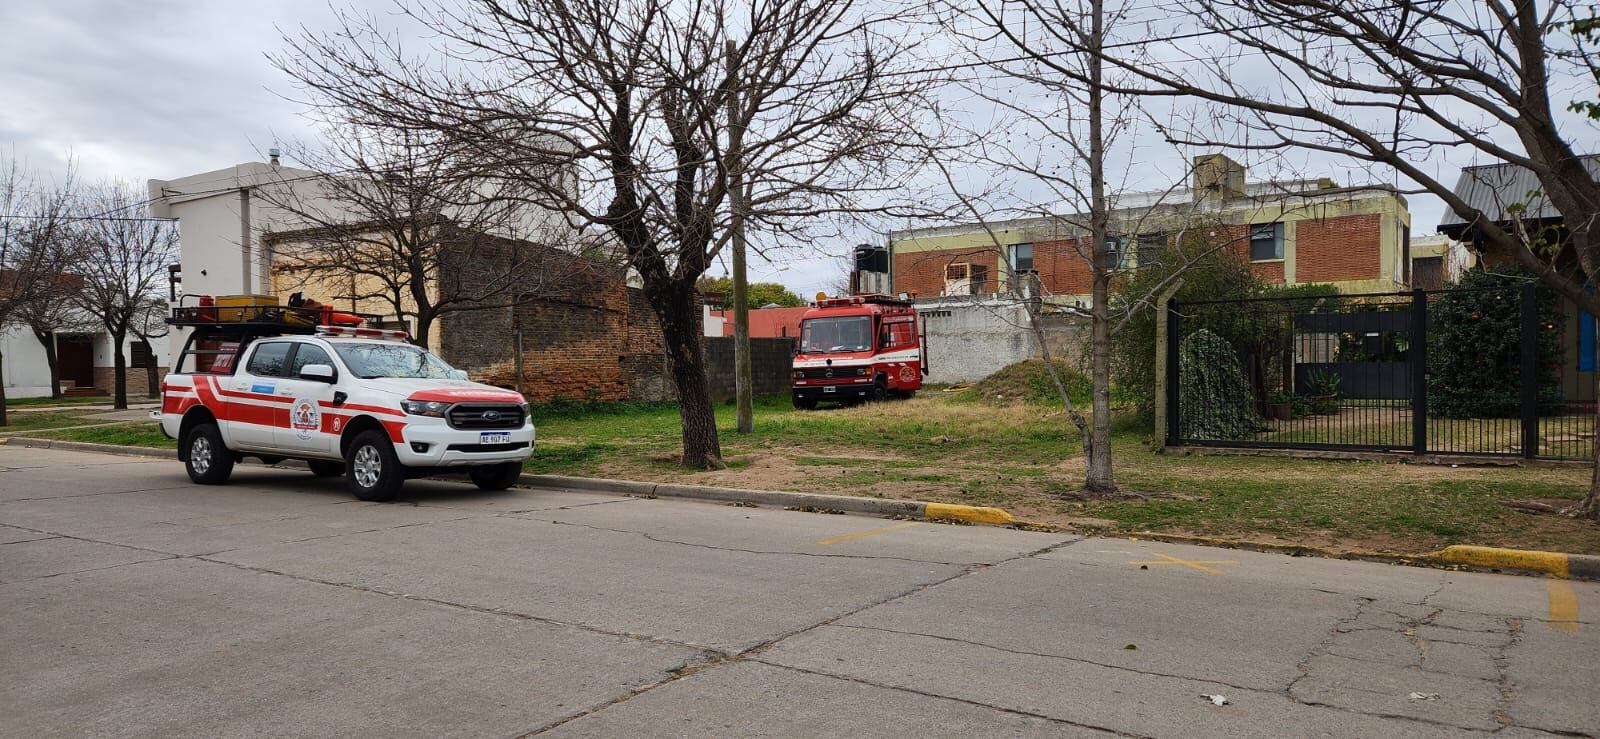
1165, 283, 1596, 461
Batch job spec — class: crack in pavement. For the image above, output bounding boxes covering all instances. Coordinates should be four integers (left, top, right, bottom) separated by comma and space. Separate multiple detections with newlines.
830, 622, 1268, 694
754, 660, 1147, 737
519, 537, 1088, 736
0, 484, 198, 503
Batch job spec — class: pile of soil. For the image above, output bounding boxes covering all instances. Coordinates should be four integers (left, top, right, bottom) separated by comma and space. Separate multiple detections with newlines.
966, 359, 1091, 406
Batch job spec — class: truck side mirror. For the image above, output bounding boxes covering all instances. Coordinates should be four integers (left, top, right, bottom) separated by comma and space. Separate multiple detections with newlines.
299, 363, 337, 383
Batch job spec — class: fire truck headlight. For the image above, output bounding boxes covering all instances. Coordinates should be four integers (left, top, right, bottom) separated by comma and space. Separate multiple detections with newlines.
855, 367, 868, 376
401, 400, 451, 417
792, 370, 803, 379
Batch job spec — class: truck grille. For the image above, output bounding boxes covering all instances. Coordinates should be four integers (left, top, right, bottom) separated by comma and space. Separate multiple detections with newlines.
446, 403, 525, 430
796, 367, 869, 379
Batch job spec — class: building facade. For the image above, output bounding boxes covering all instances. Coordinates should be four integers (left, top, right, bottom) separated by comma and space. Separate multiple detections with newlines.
887, 154, 1413, 303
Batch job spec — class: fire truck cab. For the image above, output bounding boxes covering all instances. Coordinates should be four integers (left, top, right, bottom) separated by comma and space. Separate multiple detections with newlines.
791, 294, 925, 409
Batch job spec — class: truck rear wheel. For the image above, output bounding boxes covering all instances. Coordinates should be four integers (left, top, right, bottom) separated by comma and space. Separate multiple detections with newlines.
184, 422, 234, 485
345, 430, 405, 502
469, 462, 523, 491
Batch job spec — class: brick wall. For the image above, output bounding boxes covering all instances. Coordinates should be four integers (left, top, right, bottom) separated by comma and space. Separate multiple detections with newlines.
1035, 239, 1091, 295
436, 234, 682, 403
893, 248, 1000, 298
702, 337, 795, 401
1296, 214, 1382, 282
92, 365, 167, 397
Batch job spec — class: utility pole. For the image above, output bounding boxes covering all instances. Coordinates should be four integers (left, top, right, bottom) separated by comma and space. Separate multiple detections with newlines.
726, 39, 754, 434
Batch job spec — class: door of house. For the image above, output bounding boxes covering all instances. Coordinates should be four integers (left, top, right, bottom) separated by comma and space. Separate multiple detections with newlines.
57, 334, 95, 390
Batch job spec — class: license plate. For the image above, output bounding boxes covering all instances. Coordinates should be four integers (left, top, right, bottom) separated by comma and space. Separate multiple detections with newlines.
823, 386, 836, 393
480, 432, 511, 444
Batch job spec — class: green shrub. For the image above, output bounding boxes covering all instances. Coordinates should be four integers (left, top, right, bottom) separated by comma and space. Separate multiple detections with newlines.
1178, 328, 1264, 440
1302, 369, 1342, 415
1426, 269, 1564, 419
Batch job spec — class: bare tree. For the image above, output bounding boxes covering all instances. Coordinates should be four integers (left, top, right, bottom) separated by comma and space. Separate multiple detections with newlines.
16, 249, 90, 401
74, 183, 179, 410
257, 126, 569, 348
1055, 0, 1600, 516
0, 155, 78, 423
276, 0, 937, 468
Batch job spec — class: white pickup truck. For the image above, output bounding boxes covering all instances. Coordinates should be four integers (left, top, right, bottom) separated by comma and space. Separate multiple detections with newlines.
159, 324, 535, 501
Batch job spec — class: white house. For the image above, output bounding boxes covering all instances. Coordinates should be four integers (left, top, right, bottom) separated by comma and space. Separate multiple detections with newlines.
0, 319, 169, 400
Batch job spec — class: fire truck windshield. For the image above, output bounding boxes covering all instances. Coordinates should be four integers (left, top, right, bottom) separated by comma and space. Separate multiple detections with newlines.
800, 316, 872, 354
333, 343, 458, 379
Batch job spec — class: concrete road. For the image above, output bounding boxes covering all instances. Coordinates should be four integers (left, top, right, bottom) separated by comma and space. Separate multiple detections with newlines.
2, 447, 1595, 738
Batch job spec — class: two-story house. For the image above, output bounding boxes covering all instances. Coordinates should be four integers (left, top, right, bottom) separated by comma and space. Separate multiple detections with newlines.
887, 154, 1413, 303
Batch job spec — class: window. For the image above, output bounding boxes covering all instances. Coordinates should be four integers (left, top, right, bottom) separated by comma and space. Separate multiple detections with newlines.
290, 343, 334, 377
245, 342, 292, 378
801, 316, 872, 353
888, 321, 916, 348
1135, 233, 1165, 267
130, 340, 153, 367
1104, 237, 1129, 268
1250, 223, 1284, 261
332, 343, 458, 379
1008, 243, 1034, 272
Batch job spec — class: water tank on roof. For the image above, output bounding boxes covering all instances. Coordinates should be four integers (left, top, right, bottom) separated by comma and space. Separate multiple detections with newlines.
853, 244, 888, 273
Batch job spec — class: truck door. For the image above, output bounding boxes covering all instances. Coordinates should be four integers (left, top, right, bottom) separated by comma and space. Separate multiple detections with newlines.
230, 341, 294, 450
272, 342, 340, 456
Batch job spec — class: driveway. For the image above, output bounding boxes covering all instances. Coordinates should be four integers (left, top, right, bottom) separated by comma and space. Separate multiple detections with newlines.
2, 446, 1595, 737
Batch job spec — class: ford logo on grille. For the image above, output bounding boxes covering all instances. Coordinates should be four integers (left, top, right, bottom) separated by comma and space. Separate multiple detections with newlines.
482, 410, 501, 421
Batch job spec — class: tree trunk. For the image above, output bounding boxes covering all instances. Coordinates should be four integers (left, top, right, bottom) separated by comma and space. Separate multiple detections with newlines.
143, 340, 159, 399
1083, 0, 1117, 495
110, 330, 128, 410
31, 329, 60, 399
651, 286, 723, 469
0, 351, 8, 427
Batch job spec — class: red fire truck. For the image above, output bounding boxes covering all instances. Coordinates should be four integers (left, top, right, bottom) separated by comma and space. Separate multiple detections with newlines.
791, 294, 926, 409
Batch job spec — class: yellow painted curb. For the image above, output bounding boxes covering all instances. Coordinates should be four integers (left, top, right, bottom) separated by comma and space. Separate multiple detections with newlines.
1434, 545, 1570, 578
924, 502, 1015, 526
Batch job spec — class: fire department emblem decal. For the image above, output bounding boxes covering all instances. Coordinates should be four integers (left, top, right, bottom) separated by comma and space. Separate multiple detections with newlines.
899, 366, 916, 382
291, 399, 321, 441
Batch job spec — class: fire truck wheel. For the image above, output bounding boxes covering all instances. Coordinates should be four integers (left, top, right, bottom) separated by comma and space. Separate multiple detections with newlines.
345, 430, 405, 502
869, 381, 889, 403
793, 396, 818, 410
308, 460, 346, 478
469, 462, 524, 491
184, 422, 234, 485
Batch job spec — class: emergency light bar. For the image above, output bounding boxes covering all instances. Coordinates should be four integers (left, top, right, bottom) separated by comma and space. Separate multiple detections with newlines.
316, 325, 411, 341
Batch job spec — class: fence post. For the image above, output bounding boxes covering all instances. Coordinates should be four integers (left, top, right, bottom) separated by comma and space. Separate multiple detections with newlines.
1521, 281, 1539, 459
1164, 299, 1182, 447
1411, 289, 1428, 455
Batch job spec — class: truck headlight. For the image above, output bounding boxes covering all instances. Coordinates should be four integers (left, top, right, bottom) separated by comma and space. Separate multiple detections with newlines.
856, 367, 868, 376
401, 400, 451, 417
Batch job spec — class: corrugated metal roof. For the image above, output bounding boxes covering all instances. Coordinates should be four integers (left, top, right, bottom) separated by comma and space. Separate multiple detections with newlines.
1438, 156, 1600, 230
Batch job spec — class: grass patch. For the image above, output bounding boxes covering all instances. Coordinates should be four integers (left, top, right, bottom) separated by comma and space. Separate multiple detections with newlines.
518, 392, 1598, 555
0, 410, 126, 432
2, 395, 121, 408
30, 423, 174, 448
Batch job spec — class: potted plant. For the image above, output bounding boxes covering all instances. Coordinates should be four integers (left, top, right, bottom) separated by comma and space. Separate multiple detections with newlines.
1266, 391, 1293, 420
1304, 369, 1342, 415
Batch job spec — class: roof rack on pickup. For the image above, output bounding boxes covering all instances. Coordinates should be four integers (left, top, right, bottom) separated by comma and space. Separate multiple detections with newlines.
166, 295, 384, 335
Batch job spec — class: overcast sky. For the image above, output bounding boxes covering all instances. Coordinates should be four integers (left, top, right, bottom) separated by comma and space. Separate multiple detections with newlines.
4, 1, 1588, 300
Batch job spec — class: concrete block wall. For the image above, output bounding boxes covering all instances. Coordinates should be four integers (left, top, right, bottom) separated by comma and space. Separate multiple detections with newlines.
702, 337, 795, 402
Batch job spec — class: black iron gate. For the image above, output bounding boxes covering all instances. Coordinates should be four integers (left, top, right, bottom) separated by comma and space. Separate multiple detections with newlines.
1166, 284, 1594, 460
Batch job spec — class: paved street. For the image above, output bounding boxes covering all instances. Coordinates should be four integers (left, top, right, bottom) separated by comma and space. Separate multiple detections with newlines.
1, 446, 1595, 738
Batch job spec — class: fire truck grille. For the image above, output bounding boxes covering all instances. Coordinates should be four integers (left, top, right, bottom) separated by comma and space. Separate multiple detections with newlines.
446, 403, 525, 430
796, 367, 869, 379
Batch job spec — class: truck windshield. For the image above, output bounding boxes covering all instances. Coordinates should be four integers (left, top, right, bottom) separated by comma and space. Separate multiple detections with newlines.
801, 316, 872, 354
333, 343, 458, 379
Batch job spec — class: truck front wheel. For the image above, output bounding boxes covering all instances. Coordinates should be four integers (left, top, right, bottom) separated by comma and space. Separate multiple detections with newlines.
345, 430, 405, 502
184, 422, 234, 485
793, 395, 818, 410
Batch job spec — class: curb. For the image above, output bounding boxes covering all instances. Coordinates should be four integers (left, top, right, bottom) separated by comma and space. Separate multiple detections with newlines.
1130, 532, 1600, 582
2, 437, 177, 459
519, 473, 1014, 525
1432, 545, 1600, 580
